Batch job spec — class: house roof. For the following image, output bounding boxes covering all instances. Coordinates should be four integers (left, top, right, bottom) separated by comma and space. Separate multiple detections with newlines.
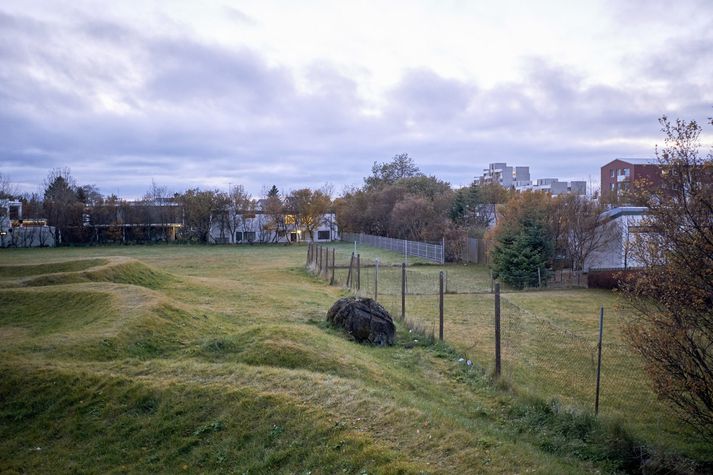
613, 158, 659, 165
600, 206, 648, 220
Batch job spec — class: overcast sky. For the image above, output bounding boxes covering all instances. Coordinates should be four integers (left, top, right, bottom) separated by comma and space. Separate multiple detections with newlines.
1, 0, 712, 199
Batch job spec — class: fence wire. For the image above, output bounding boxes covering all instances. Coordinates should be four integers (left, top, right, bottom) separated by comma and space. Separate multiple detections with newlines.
305, 243, 669, 428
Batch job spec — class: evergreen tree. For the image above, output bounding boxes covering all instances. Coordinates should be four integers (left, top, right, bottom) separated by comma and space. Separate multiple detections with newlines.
492, 218, 552, 289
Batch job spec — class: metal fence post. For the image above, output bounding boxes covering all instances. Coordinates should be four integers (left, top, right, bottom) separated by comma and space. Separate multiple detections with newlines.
439, 271, 444, 341
495, 283, 501, 377
595, 306, 604, 415
401, 262, 406, 321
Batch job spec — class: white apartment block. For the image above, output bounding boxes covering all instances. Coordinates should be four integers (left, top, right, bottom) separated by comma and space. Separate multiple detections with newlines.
478, 162, 586, 196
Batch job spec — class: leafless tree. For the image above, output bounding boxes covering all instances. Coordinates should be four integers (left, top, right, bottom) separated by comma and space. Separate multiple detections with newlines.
0, 173, 18, 199
624, 115, 713, 436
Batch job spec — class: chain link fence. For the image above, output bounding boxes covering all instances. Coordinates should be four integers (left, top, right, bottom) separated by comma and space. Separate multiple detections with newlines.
341, 232, 444, 264
306, 242, 672, 440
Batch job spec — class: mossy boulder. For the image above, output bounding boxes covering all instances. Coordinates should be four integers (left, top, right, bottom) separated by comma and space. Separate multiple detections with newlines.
326, 297, 395, 346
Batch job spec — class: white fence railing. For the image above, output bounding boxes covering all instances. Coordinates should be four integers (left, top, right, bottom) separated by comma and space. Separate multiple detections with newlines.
342, 232, 444, 264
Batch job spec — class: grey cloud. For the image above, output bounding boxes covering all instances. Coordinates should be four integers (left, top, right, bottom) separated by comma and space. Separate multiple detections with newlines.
0, 8, 711, 199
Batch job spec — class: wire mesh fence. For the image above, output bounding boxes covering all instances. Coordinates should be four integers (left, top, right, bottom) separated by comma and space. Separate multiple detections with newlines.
305, 242, 671, 433
342, 231, 445, 264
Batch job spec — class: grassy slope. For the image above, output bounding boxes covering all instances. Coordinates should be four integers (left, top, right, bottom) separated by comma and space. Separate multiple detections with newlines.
0, 245, 707, 474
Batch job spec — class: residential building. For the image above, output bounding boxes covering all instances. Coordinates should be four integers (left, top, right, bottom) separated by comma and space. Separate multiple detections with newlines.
479, 162, 585, 195
479, 163, 529, 188
583, 206, 648, 270
208, 210, 339, 244
600, 158, 661, 203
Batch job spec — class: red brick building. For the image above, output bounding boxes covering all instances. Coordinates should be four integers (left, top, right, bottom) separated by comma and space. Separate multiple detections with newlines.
600, 158, 662, 203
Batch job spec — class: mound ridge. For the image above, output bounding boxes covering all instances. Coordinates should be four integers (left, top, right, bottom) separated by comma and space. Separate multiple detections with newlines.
13, 257, 175, 289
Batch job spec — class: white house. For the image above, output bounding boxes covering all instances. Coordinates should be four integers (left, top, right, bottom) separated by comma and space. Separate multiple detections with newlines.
584, 206, 648, 270
208, 210, 339, 244
0, 200, 56, 247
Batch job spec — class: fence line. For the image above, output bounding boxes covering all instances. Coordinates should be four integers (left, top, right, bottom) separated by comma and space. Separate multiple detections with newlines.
341, 232, 444, 264
305, 242, 664, 433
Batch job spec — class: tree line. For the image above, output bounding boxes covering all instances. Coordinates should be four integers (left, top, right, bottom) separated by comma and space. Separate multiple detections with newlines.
0, 170, 332, 245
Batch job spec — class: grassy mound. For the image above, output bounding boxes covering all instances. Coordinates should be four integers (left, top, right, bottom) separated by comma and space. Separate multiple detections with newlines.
21, 259, 173, 289
0, 258, 108, 279
0, 366, 422, 474
0, 289, 114, 336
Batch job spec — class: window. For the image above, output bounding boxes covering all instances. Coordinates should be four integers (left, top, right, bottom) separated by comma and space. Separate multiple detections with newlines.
623, 168, 630, 176
317, 230, 330, 240
235, 231, 243, 242
610, 183, 615, 191
244, 231, 256, 242
610, 169, 615, 178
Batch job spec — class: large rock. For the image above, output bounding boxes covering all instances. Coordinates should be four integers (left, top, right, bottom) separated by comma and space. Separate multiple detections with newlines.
326, 297, 395, 346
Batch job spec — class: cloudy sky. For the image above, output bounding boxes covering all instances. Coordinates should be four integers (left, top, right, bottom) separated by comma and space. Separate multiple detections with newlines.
1, 0, 712, 198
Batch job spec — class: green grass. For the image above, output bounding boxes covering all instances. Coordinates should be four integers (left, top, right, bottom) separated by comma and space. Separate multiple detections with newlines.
0, 243, 710, 473
369, 269, 710, 461
0, 258, 108, 278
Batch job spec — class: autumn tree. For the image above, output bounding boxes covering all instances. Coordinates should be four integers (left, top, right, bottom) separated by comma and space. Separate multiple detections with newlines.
261, 186, 286, 242
285, 187, 332, 241
178, 188, 220, 243
552, 194, 614, 271
624, 116, 713, 435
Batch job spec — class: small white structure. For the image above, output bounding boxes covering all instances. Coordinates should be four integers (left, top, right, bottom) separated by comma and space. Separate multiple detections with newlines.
584, 207, 647, 270
209, 211, 339, 244
0, 200, 56, 247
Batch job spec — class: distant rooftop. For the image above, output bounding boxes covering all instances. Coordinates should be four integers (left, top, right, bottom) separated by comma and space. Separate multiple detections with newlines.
613, 158, 659, 165
600, 206, 648, 220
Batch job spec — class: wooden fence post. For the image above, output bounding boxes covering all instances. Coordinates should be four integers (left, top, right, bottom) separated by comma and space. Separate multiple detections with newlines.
595, 306, 604, 415
330, 248, 335, 285
401, 262, 406, 321
374, 258, 379, 301
346, 252, 354, 288
538, 267, 542, 288
495, 283, 501, 378
439, 271, 444, 341
356, 254, 361, 292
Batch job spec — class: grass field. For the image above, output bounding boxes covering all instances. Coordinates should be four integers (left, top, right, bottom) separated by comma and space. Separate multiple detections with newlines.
1, 244, 710, 473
